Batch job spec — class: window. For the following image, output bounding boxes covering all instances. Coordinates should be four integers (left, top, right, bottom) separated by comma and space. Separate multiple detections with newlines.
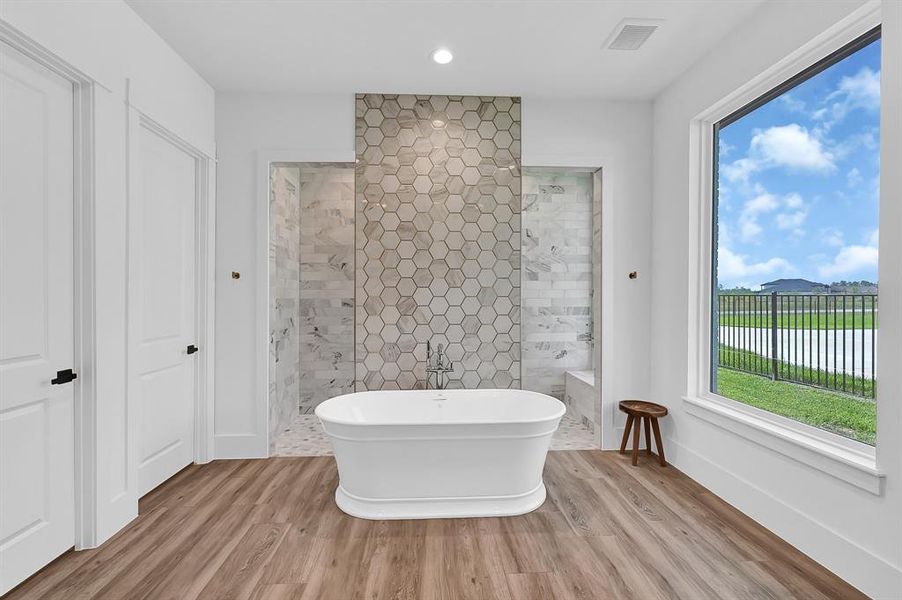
711, 27, 880, 446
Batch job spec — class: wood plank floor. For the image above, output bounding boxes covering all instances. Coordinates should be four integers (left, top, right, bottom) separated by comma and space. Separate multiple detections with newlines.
7, 450, 866, 600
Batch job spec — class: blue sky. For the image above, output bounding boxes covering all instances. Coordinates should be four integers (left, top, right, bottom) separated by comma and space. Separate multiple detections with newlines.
717, 37, 880, 290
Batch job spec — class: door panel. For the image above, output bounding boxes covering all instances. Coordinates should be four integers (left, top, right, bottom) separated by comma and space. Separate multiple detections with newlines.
132, 124, 197, 497
0, 43, 75, 595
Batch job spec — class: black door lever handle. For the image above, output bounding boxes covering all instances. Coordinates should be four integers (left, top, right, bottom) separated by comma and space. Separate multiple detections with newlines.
187, 345, 199, 355
51, 369, 77, 385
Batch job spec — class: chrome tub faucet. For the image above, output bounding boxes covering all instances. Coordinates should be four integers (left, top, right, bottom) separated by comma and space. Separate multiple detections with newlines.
425, 341, 454, 389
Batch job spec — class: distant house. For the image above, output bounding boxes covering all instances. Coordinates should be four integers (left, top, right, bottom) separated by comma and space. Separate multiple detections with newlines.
759, 278, 828, 293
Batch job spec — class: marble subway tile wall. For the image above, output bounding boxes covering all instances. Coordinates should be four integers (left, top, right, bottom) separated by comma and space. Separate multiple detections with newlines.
521, 170, 594, 400
297, 164, 356, 413
269, 165, 301, 444
355, 94, 522, 390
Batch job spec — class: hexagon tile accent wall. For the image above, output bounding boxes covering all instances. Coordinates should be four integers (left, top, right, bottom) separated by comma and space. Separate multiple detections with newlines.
355, 94, 522, 390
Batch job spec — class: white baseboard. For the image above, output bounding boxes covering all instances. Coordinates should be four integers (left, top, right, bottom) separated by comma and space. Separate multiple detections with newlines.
214, 433, 268, 459
667, 437, 902, 599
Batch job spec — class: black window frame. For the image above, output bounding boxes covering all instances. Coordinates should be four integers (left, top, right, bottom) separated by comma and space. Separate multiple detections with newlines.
710, 25, 882, 395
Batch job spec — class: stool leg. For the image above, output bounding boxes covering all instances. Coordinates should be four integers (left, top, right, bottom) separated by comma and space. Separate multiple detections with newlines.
651, 417, 666, 466
631, 417, 641, 466
644, 417, 652, 455
619, 414, 634, 454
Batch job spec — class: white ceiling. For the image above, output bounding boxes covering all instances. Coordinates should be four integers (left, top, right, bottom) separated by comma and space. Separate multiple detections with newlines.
126, 0, 766, 100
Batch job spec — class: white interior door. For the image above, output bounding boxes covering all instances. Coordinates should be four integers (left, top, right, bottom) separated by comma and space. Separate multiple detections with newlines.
132, 123, 197, 497
0, 43, 75, 595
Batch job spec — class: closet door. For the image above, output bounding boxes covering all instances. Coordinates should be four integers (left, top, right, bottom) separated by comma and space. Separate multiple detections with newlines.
130, 123, 197, 497
0, 43, 75, 595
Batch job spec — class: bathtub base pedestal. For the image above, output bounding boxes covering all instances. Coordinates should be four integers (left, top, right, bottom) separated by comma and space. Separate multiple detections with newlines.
334, 482, 548, 520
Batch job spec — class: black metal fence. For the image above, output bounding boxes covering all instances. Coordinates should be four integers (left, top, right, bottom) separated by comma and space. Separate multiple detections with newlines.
715, 293, 877, 398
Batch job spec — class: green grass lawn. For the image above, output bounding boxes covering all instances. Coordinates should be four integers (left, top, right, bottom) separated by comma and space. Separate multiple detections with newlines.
718, 345, 875, 398
716, 368, 876, 445
719, 311, 876, 330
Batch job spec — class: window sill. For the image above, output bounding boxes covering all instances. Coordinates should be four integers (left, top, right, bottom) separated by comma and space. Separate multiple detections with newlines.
682, 395, 884, 495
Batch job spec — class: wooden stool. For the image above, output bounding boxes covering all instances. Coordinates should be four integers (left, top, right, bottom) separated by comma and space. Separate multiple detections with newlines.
618, 400, 668, 466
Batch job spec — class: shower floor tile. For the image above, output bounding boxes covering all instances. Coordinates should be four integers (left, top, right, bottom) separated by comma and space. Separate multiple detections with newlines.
272, 412, 596, 457
272, 413, 333, 456
550, 414, 597, 450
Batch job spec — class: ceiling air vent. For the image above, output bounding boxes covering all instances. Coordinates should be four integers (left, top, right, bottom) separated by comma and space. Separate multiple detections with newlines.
604, 19, 663, 51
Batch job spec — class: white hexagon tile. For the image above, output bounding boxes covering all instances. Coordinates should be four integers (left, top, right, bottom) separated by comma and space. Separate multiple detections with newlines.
355, 94, 522, 391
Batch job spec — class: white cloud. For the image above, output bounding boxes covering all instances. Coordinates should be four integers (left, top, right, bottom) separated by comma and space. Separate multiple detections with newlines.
778, 94, 806, 113
718, 138, 735, 158
719, 221, 733, 246
740, 219, 762, 242
834, 67, 880, 110
833, 130, 878, 160
867, 228, 879, 247
847, 167, 862, 188
787, 228, 806, 244
749, 124, 835, 172
839, 67, 880, 109
775, 192, 808, 230
721, 158, 757, 183
818, 229, 879, 279
736, 190, 808, 240
818, 245, 878, 279
719, 246, 792, 280
820, 228, 844, 247
744, 192, 779, 214
815, 67, 880, 131
722, 124, 835, 182
783, 193, 804, 209
738, 192, 779, 242
776, 211, 807, 230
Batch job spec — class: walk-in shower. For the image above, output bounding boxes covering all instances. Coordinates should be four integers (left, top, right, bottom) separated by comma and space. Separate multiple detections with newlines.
521, 167, 602, 440
267, 160, 601, 455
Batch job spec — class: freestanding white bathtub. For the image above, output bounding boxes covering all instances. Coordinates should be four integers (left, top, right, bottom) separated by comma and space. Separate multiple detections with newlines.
315, 388, 565, 520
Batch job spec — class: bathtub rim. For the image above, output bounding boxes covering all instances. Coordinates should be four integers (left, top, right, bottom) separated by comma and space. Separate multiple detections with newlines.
315, 388, 566, 427
334, 481, 548, 520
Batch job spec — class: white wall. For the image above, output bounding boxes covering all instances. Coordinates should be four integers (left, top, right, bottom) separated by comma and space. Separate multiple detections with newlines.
650, 1, 902, 597
1, 1, 215, 545
523, 98, 653, 448
213, 92, 652, 456
214, 94, 354, 457
1, 0, 214, 155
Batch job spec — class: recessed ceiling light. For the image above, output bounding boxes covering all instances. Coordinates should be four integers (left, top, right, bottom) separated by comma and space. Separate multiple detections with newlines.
431, 48, 453, 64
